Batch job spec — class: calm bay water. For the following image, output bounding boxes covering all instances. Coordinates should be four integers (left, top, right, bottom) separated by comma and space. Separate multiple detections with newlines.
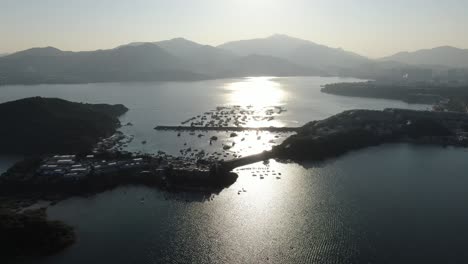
4, 77, 465, 263
0, 76, 428, 157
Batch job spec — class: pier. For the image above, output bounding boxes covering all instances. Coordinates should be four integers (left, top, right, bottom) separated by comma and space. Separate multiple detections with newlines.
221, 151, 275, 171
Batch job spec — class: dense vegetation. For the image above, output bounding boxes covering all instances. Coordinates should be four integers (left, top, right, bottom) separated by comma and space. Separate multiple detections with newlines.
0, 97, 128, 154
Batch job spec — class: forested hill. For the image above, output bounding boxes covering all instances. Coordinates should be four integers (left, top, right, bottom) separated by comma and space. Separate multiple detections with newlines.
0, 97, 128, 154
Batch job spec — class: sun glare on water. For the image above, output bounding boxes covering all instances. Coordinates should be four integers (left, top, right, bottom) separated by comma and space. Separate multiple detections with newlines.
225, 77, 286, 108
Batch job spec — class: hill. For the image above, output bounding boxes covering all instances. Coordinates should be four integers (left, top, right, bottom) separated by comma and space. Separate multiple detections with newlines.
218, 34, 370, 74
0, 97, 128, 154
154, 38, 237, 75
0, 44, 206, 85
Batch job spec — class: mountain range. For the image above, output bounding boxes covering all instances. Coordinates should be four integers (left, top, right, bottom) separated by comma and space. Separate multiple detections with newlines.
0, 34, 467, 85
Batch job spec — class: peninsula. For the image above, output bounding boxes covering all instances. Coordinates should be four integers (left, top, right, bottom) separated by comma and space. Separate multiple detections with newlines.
273, 108, 468, 160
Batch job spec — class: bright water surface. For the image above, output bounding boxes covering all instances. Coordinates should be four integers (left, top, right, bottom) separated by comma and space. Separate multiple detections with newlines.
3, 77, 464, 263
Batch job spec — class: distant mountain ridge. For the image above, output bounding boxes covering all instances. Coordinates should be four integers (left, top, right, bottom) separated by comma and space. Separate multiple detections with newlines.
0, 34, 466, 85
0, 43, 206, 84
381, 46, 468, 68
218, 34, 370, 71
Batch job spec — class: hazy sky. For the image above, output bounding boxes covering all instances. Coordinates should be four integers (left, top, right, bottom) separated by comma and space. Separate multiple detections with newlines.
1, 0, 467, 57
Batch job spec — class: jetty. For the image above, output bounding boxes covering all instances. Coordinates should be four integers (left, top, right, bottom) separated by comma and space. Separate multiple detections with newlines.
221, 151, 274, 171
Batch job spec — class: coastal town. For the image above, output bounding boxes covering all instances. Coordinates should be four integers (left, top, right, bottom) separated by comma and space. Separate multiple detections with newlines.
0, 151, 237, 197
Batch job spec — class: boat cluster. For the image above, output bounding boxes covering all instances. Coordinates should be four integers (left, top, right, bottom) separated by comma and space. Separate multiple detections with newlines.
180, 105, 287, 128
235, 166, 282, 180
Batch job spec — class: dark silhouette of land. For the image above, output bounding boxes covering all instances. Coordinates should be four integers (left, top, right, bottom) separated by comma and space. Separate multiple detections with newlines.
0, 97, 128, 154
273, 109, 464, 161
0, 208, 75, 259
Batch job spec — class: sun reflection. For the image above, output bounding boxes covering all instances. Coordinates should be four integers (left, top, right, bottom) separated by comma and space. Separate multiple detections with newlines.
225, 77, 286, 108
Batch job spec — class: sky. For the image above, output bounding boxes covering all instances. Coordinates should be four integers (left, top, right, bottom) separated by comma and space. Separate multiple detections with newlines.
1, 0, 468, 58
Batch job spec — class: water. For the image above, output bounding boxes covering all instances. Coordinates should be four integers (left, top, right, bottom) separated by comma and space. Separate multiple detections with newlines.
4, 76, 459, 263
30, 145, 468, 264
